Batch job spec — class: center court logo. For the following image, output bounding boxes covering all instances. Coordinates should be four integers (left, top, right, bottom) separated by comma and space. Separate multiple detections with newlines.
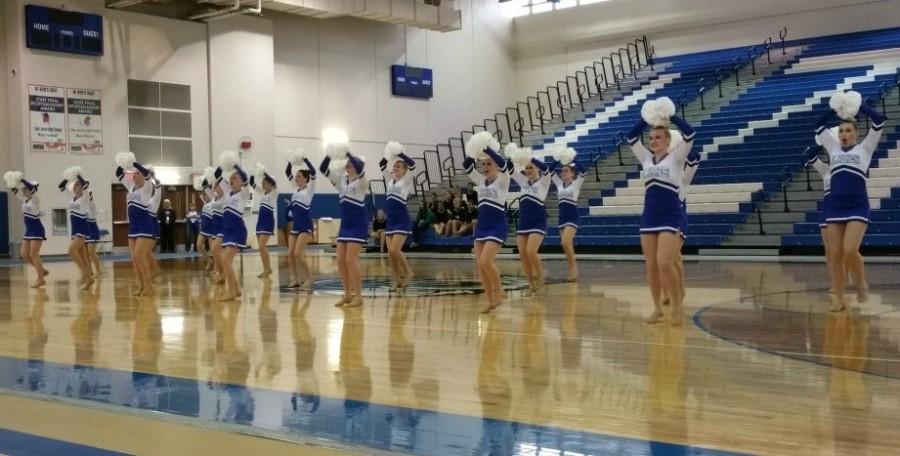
282, 276, 532, 297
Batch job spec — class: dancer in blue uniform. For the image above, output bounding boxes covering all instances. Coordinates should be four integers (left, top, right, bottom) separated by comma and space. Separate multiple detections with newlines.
209, 171, 226, 282
380, 142, 417, 290
250, 164, 277, 278
216, 151, 251, 301
508, 143, 551, 295
321, 140, 368, 308
815, 91, 885, 310
550, 147, 585, 282
84, 183, 102, 278
464, 132, 513, 313
147, 167, 163, 280
115, 152, 157, 295
285, 150, 317, 289
628, 97, 695, 325
806, 140, 839, 293
59, 167, 94, 290
195, 176, 215, 271
4, 171, 48, 287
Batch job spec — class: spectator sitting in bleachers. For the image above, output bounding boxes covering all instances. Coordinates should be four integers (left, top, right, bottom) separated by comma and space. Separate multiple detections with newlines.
411, 205, 434, 248
369, 208, 387, 252
446, 197, 466, 235
432, 203, 449, 236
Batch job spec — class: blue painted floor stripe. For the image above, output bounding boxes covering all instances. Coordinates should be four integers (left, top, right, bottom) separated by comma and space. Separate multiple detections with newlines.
0, 428, 129, 456
0, 356, 744, 456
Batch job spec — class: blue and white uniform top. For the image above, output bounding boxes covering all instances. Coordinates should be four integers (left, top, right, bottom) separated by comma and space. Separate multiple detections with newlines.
465, 148, 513, 244
806, 144, 831, 228
679, 149, 702, 238
250, 179, 277, 236
627, 117, 696, 234
200, 196, 215, 237
287, 159, 317, 235
17, 191, 46, 241
67, 191, 91, 239
322, 154, 368, 244
117, 165, 156, 239
815, 104, 885, 224
551, 163, 586, 230
380, 153, 417, 236
85, 190, 101, 243
218, 177, 251, 248
511, 158, 551, 235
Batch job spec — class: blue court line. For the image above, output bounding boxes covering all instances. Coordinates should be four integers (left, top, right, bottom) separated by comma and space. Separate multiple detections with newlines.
0, 428, 129, 456
0, 356, 744, 456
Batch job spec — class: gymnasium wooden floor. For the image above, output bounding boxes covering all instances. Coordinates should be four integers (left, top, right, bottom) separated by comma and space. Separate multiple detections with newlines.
0, 251, 899, 455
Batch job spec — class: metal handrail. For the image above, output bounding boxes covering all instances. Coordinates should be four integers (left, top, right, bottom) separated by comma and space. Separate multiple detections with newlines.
408, 35, 654, 196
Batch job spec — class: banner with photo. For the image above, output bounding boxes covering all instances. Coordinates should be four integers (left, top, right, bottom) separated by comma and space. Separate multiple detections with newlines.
67, 88, 103, 154
28, 84, 67, 153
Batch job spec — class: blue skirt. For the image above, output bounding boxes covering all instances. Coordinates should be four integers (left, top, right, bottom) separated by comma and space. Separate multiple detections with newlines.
337, 202, 368, 244
24, 215, 46, 241
70, 215, 89, 239
127, 205, 156, 239
222, 211, 248, 248
256, 206, 275, 236
558, 203, 580, 230
819, 194, 831, 228
200, 214, 214, 237
517, 205, 547, 236
640, 188, 683, 234
85, 220, 101, 244
679, 202, 688, 240
212, 214, 224, 239
826, 193, 869, 224
474, 205, 507, 245
386, 213, 411, 236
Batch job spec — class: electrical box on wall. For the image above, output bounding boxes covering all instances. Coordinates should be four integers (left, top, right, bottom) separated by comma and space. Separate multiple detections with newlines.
391, 65, 433, 99
25, 4, 103, 57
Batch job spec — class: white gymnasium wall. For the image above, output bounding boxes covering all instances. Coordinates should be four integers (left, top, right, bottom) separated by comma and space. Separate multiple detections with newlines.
272, 0, 515, 193
3, 0, 210, 255
513, 0, 900, 100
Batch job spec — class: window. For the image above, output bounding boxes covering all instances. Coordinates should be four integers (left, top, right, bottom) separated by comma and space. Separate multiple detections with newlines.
52, 208, 68, 236
501, 0, 611, 17
127, 79, 193, 167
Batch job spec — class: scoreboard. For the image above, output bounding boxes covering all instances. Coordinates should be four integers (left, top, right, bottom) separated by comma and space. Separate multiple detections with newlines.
25, 5, 103, 57
391, 65, 434, 99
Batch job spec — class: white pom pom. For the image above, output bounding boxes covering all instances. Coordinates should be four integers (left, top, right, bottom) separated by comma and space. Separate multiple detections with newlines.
325, 142, 349, 160
503, 142, 519, 159
63, 166, 83, 182
287, 148, 307, 166
252, 163, 267, 182
509, 145, 533, 168
329, 158, 348, 174
203, 166, 216, 184
465, 131, 500, 160
384, 141, 405, 162
553, 147, 577, 166
830, 90, 862, 120
192, 180, 204, 192
115, 151, 135, 169
218, 150, 240, 171
641, 97, 676, 127
4, 171, 23, 190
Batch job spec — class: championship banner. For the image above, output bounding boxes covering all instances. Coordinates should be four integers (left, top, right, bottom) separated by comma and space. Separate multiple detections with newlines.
28, 84, 67, 153
67, 88, 103, 154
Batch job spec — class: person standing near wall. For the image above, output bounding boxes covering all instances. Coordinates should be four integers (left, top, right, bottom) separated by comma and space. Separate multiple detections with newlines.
159, 199, 177, 253
186, 204, 200, 253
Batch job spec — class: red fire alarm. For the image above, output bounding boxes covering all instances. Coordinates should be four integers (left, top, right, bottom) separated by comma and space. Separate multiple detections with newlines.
239, 136, 253, 152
